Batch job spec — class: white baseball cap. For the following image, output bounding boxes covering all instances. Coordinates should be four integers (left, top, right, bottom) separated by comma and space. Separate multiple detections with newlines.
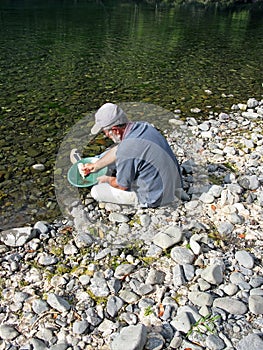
91, 103, 128, 135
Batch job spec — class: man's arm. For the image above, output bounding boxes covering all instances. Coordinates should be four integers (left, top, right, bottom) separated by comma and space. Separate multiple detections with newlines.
97, 175, 128, 191
82, 146, 117, 175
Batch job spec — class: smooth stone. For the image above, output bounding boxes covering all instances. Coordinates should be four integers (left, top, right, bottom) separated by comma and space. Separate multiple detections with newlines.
107, 296, 124, 317
145, 269, 166, 285
110, 324, 147, 350
0, 227, 37, 247
199, 192, 215, 204
38, 253, 58, 266
145, 332, 165, 350
32, 163, 45, 171
223, 283, 239, 296
34, 221, 49, 234
170, 312, 192, 333
0, 324, 20, 340
248, 295, 263, 314
114, 264, 136, 279
153, 226, 183, 249
109, 212, 129, 223
213, 297, 247, 314
206, 334, 225, 350
74, 232, 93, 248
237, 333, 263, 350
47, 293, 71, 312
72, 320, 89, 334
217, 221, 234, 236
201, 265, 223, 285
235, 250, 254, 269
188, 291, 213, 307
170, 246, 195, 264
32, 299, 49, 314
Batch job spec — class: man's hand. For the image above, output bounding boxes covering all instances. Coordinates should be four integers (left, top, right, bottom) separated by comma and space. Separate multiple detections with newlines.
81, 163, 96, 176
97, 175, 127, 191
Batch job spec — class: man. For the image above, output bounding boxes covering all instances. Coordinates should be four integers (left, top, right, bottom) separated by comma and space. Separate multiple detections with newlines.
80, 102, 182, 208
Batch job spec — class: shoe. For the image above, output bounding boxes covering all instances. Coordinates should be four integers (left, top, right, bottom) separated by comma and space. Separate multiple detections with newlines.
70, 149, 81, 164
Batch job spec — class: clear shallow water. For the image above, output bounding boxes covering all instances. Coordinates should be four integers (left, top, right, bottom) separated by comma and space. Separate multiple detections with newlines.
0, 0, 263, 229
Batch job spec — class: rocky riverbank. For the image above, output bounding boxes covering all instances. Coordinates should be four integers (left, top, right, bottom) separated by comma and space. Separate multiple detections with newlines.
0, 97, 262, 350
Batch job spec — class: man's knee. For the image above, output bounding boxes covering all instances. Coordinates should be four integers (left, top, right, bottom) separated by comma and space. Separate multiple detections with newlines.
90, 185, 99, 201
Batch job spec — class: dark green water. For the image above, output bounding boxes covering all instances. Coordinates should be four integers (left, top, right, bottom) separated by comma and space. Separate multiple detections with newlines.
0, 0, 263, 229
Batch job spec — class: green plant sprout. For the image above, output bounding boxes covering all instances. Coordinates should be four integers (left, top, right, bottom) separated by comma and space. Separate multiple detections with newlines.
144, 306, 154, 316
186, 314, 221, 338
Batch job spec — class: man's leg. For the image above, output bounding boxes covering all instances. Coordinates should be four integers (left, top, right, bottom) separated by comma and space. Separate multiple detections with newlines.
91, 183, 138, 206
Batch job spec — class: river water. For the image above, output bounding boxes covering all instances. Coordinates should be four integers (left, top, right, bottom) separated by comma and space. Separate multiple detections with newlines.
0, 0, 263, 229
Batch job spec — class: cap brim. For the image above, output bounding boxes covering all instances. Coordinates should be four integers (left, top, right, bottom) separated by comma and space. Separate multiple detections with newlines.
90, 124, 102, 135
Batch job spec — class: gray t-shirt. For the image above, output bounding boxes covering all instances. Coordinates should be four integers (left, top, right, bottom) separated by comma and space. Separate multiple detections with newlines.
116, 122, 182, 207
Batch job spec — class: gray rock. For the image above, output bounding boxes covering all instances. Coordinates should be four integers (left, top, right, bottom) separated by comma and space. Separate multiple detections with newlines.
38, 253, 58, 266
223, 283, 239, 296
72, 320, 89, 334
237, 333, 263, 350
50, 344, 68, 350
170, 335, 183, 348
94, 247, 111, 260
109, 212, 130, 223
235, 250, 254, 269
208, 185, 223, 198
213, 297, 247, 314
250, 276, 263, 288
153, 226, 183, 249
217, 221, 234, 236
34, 221, 49, 234
114, 264, 136, 279
74, 232, 93, 248
107, 296, 124, 317
173, 265, 186, 287
247, 98, 259, 108
248, 295, 263, 314
90, 274, 110, 297
139, 214, 151, 227
30, 338, 48, 350
111, 324, 147, 350
119, 290, 140, 304
47, 293, 71, 312
0, 227, 37, 247
206, 334, 225, 350
64, 242, 78, 255
171, 247, 195, 264
145, 333, 165, 350
170, 312, 192, 333
32, 299, 49, 314
0, 324, 20, 340
145, 269, 166, 285
182, 264, 195, 282
199, 192, 215, 204
201, 265, 223, 285
238, 175, 260, 190
188, 291, 213, 307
